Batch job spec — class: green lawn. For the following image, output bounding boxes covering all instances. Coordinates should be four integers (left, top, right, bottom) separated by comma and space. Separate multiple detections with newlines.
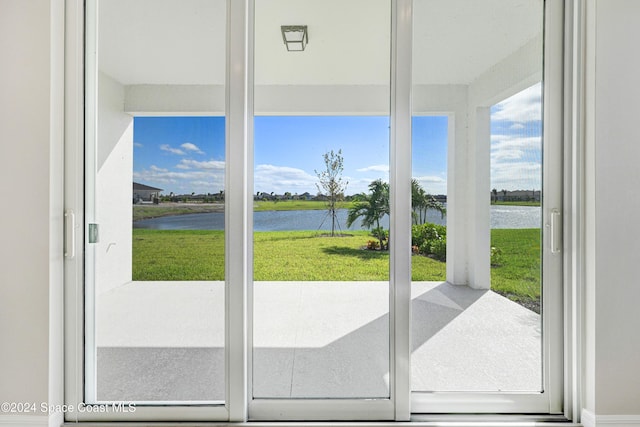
491, 228, 541, 311
132, 228, 540, 311
133, 229, 225, 280
134, 229, 445, 281
254, 231, 391, 280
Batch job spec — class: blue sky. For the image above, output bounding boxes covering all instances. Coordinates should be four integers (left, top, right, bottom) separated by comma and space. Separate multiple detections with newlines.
133, 116, 226, 195
133, 83, 541, 196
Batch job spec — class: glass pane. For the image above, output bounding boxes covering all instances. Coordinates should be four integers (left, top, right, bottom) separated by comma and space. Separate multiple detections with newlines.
410, 116, 448, 280
490, 84, 542, 315
90, 0, 226, 403
411, 0, 543, 393
252, 0, 391, 399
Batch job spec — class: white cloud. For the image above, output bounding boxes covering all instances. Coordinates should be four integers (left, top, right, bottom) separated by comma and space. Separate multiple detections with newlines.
490, 133, 542, 191
352, 165, 390, 193
414, 175, 445, 183
413, 175, 447, 195
176, 159, 226, 170
346, 177, 375, 194
134, 142, 143, 148
254, 164, 317, 194
160, 144, 185, 155
180, 142, 205, 154
134, 164, 225, 194
491, 161, 541, 191
356, 164, 390, 173
490, 84, 543, 191
491, 135, 541, 162
491, 83, 542, 124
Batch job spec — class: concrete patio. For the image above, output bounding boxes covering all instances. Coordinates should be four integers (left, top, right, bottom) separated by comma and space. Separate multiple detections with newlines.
96, 281, 541, 402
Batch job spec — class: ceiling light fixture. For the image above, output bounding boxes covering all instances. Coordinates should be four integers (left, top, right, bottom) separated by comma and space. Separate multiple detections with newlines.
281, 25, 308, 52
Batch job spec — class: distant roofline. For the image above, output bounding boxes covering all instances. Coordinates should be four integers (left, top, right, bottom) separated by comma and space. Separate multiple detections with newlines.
133, 182, 163, 192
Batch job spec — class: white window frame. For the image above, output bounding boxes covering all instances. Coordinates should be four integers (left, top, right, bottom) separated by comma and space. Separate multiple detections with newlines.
63, 0, 584, 423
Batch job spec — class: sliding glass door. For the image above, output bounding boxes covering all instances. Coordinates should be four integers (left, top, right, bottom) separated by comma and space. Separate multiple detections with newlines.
410, 0, 564, 413
250, 0, 394, 419
81, 0, 228, 419
68, 0, 564, 422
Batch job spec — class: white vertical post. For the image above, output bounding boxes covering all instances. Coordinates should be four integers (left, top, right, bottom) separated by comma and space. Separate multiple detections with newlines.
470, 107, 491, 289
446, 111, 470, 285
226, 0, 253, 421
390, 0, 412, 420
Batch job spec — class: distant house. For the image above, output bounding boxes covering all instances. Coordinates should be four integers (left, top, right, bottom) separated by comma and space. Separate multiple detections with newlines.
133, 182, 163, 204
493, 190, 540, 203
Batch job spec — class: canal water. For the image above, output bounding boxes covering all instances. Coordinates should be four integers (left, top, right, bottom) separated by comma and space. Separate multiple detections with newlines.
133, 205, 541, 231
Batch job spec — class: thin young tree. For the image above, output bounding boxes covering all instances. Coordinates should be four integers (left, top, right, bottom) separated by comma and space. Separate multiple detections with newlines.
315, 149, 348, 236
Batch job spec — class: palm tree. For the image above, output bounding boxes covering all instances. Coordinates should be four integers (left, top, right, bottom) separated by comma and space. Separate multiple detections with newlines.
411, 179, 446, 225
347, 179, 390, 249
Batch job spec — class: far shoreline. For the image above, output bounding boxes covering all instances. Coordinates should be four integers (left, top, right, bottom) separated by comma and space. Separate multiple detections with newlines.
133, 203, 224, 222
134, 199, 540, 222
133, 200, 332, 221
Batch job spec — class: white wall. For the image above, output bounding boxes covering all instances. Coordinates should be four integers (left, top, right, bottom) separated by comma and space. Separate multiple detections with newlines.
585, 0, 640, 419
125, 84, 225, 116
0, 1, 63, 426
0, 0, 50, 404
413, 84, 469, 285
466, 35, 543, 289
95, 72, 133, 295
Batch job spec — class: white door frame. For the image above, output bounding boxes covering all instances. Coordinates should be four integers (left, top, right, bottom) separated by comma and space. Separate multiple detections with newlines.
63, 0, 578, 422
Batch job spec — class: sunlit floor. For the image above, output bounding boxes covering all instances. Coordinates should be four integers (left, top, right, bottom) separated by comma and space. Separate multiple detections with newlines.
96, 281, 541, 402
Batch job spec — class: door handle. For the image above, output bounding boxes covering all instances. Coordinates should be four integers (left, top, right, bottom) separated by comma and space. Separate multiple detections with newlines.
549, 209, 561, 254
65, 210, 75, 259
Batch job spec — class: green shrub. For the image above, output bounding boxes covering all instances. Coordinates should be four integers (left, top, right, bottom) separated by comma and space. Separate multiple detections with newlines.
430, 239, 447, 261
412, 223, 446, 247
419, 241, 432, 255
371, 227, 389, 250
412, 222, 446, 261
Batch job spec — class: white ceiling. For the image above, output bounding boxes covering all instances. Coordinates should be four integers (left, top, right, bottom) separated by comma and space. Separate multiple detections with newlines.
98, 0, 227, 85
98, 0, 542, 87
413, 0, 542, 85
